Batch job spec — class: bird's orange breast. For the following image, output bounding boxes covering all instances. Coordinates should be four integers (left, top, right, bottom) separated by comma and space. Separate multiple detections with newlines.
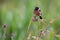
34, 11, 40, 16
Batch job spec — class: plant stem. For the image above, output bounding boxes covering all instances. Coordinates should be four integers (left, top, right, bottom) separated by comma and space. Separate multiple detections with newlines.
26, 18, 33, 40
3, 28, 6, 40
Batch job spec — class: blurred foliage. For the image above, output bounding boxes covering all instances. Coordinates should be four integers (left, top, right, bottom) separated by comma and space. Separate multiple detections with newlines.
0, 0, 60, 40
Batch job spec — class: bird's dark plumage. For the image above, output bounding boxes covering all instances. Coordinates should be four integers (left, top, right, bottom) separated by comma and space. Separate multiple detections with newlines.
34, 7, 39, 11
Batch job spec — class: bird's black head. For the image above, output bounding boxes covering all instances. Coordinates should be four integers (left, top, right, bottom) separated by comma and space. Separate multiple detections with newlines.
34, 7, 39, 11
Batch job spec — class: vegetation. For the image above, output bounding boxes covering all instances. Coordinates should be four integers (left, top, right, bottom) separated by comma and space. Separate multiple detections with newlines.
0, 0, 60, 40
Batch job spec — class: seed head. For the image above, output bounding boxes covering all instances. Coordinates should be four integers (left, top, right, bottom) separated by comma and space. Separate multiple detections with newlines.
3, 24, 7, 28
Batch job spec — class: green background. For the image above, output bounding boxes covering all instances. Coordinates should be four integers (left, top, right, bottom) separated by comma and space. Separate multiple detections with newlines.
0, 0, 60, 40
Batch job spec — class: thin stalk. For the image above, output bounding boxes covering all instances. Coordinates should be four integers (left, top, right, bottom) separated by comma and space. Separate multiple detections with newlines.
27, 18, 33, 33
3, 28, 6, 40
26, 18, 33, 40
11, 33, 14, 40
3, 24, 7, 40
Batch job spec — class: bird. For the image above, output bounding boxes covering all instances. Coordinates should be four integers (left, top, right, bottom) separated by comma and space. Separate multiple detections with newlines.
33, 7, 43, 20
